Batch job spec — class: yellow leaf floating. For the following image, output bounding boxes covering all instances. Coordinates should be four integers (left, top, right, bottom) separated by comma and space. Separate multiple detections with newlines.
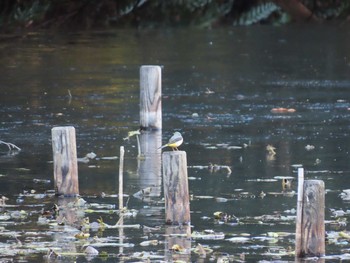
171, 244, 184, 252
214, 211, 224, 219
75, 232, 90, 239
339, 231, 350, 240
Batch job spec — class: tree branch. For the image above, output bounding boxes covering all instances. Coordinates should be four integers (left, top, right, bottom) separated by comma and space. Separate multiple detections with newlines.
0, 140, 21, 151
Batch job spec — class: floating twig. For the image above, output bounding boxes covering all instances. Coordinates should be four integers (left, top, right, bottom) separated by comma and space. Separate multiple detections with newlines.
188, 164, 232, 175
123, 129, 141, 157
0, 140, 21, 151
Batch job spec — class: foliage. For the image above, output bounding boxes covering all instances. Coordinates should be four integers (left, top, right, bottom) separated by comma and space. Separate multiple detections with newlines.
233, 2, 282, 26
0, 0, 349, 31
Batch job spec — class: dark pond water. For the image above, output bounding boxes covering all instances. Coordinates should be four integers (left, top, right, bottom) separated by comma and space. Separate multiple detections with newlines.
0, 25, 350, 262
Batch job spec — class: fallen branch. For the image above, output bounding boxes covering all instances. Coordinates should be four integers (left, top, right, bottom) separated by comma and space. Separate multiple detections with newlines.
0, 140, 21, 151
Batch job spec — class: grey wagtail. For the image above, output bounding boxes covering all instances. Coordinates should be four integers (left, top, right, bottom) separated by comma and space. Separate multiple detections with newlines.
159, 132, 183, 151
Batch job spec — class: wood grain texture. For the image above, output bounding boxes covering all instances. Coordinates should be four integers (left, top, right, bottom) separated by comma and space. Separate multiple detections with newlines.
295, 168, 304, 257
51, 126, 79, 196
162, 151, 190, 225
140, 65, 162, 130
296, 179, 325, 258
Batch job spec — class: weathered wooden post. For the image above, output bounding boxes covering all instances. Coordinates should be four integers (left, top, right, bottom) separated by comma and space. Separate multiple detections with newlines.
295, 168, 325, 259
119, 146, 125, 211
51, 126, 79, 196
137, 65, 162, 198
140, 65, 162, 130
162, 151, 190, 225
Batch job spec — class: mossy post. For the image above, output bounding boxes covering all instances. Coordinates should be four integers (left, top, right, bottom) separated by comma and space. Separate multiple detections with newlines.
140, 65, 162, 130
162, 151, 190, 225
51, 126, 79, 196
295, 168, 325, 259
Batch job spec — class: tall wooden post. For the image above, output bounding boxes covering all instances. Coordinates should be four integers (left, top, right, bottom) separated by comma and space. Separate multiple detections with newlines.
295, 168, 325, 258
51, 126, 79, 196
140, 65, 162, 130
119, 146, 125, 211
162, 151, 190, 225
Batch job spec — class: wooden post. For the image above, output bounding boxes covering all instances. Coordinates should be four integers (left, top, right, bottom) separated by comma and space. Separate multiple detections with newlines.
162, 151, 190, 225
140, 65, 162, 130
119, 146, 125, 211
295, 168, 304, 256
295, 168, 325, 258
51, 126, 79, 196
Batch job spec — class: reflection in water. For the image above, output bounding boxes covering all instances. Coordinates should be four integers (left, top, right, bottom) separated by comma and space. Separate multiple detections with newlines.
0, 26, 350, 260
138, 130, 162, 197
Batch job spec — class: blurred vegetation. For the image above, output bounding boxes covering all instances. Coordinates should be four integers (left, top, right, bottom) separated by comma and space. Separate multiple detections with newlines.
0, 0, 349, 31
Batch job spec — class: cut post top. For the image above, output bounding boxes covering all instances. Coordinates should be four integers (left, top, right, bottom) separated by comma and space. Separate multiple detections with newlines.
162, 150, 186, 156
52, 126, 76, 132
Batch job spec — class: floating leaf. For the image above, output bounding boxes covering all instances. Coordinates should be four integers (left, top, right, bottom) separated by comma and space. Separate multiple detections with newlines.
140, 240, 159, 246
192, 231, 225, 240
226, 236, 250, 243
74, 232, 90, 239
84, 246, 99, 255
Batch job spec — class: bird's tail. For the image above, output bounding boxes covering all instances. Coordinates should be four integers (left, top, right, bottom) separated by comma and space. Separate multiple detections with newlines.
158, 144, 168, 150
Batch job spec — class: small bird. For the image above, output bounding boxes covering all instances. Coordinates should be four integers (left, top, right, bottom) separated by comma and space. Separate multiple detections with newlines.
159, 132, 183, 151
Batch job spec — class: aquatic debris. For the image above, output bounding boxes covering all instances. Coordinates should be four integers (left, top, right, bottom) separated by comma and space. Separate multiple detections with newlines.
314, 158, 321, 165
123, 129, 141, 140
33, 178, 51, 184
215, 197, 228, 203
84, 246, 99, 260
133, 187, 153, 198
266, 144, 276, 155
340, 190, 350, 201
123, 129, 142, 158
0, 140, 21, 151
194, 195, 214, 199
226, 236, 250, 243
214, 212, 239, 224
170, 244, 185, 252
305, 144, 315, 151
74, 231, 90, 239
282, 178, 292, 190
0, 196, 9, 206
259, 191, 266, 198
270, 107, 296, 113
193, 243, 213, 257
140, 239, 159, 246
205, 88, 215, 94
188, 164, 232, 175
78, 152, 97, 163
339, 231, 350, 240
69, 197, 87, 207
100, 156, 118, 160
262, 246, 294, 257
192, 230, 225, 240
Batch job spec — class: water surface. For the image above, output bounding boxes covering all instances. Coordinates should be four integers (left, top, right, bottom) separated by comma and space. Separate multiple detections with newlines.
0, 25, 350, 261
